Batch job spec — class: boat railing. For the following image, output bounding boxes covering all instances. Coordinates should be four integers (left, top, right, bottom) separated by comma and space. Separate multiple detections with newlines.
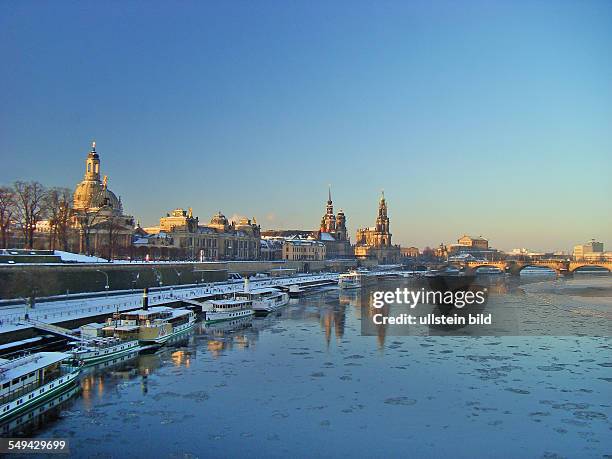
0, 366, 71, 406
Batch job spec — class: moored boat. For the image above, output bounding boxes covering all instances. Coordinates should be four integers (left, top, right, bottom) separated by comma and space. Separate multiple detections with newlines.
202, 298, 254, 323
69, 337, 140, 365
103, 307, 196, 345
338, 270, 376, 289
0, 352, 80, 421
288, 284, 305, 298
236, 287, 289, 315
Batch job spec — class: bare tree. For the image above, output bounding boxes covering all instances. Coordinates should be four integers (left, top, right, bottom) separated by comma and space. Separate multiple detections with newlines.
13, 181, 47, 249
74, 188, 106, 255
104, 215, 124, 261
75, 207, 103, 255
0, 186, 16, 249
44, 187, 73, 251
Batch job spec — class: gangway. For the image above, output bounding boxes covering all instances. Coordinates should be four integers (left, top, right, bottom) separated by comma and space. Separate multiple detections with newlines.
21, 319, 82, 341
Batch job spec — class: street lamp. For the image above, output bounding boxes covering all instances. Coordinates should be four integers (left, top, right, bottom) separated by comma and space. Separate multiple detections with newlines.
173, 268, 182, 285
95, 269, 110, 296
152, 267, 163, 288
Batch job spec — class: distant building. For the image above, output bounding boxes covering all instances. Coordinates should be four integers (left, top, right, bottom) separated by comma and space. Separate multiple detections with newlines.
573, 239, 604, 261
316, 187, 353, 259
35, 141, 135, 259
70, 141, 135, 258
140, 209, 261, 261
282, 237, 326, 261
260, 187, 353, 260
439, 235, 499, 260
457, 235, 488, 249
261, 229, 313, 239
401, 246, 420, 259
354, 191, 400, 264
260, 238, 283, 261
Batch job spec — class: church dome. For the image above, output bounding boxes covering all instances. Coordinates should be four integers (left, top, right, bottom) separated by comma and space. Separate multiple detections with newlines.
73, 180, 122, 214
72, 141, 123, 215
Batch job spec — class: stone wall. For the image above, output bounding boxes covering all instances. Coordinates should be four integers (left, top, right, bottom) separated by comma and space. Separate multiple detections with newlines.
0, 262, 228, 300
0, 258, 378, 300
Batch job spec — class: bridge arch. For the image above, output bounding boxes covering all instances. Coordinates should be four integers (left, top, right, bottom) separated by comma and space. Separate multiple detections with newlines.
469, 264, 507, 273
570, 264, 611, 273
515, 263, 561, 275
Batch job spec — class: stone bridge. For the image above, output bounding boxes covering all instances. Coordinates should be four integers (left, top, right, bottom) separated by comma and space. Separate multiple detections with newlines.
448, 260, 612, 275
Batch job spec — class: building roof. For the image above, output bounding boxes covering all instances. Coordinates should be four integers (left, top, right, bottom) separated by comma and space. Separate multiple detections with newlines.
80, 322, 105, 329
320, 232, 336, 241
459, 234, 488, 241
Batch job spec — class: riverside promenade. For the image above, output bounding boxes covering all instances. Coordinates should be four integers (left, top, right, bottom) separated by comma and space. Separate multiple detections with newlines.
0, 273, 339, 338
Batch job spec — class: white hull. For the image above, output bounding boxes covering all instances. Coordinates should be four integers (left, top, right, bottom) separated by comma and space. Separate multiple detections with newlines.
0, 369, 80, 422
252, 293, 290, 313
339, 272, 376, 289
205, 308, 254, 323
339, 279, 361, 289
71, 341, 140, 364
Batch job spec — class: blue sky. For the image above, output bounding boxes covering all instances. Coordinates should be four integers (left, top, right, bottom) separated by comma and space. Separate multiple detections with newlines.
1, 0, 610, 251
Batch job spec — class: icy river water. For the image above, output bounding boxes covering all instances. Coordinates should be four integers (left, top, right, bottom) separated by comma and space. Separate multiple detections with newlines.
5, 274, 611, 458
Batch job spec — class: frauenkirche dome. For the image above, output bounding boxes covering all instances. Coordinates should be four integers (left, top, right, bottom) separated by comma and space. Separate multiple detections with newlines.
73, 141, 123, 215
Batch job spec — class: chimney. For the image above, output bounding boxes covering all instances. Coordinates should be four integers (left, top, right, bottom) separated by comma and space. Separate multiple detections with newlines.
142, 288, 149, 310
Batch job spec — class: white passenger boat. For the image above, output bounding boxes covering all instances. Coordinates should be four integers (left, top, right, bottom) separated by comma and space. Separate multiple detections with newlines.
69, 337, 140, 365
0, 352, 80, 421
103, 306, 196, 345
236, 287, 289, 315
338, 270, 376, 289
202, 298, 254, 323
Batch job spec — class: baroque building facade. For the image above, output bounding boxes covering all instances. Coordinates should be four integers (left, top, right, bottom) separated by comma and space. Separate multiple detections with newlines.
354, 191, 400, 263
71, 142, 135, 258
138, 209, 261, 261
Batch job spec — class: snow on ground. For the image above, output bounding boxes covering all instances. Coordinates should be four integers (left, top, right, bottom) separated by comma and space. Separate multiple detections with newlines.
0, 274, 339, 334
54, 251, 108, 263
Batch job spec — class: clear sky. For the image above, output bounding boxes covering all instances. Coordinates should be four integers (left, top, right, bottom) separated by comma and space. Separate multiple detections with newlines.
1, 0, 610, 252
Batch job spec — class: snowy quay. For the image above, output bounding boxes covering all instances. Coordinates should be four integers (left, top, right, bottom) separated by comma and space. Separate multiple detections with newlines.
0, 273, 339, 345
0, 257, 366, 299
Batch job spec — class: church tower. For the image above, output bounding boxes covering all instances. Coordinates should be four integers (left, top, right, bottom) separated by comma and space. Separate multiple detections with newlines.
336, 209, 347, 241
321, 185, 336, 232
375, 191, 391, 246
84, 141, 101, 182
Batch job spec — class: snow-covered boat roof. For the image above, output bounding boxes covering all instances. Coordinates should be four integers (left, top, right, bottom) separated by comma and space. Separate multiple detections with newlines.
80, 322, 105, 329
239, 287, 281, 295
208, 298, 252, 305
122, 306, 191, 317
103, 325, 139, 332
0, 352, 71, 381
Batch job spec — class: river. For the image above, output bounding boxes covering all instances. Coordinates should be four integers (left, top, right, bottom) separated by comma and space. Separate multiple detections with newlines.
3, 274, 611, 458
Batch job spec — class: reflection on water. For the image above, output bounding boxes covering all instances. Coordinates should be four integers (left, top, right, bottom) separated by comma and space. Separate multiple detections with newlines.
0, 385, 81, 437
2, 274, 610, 458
